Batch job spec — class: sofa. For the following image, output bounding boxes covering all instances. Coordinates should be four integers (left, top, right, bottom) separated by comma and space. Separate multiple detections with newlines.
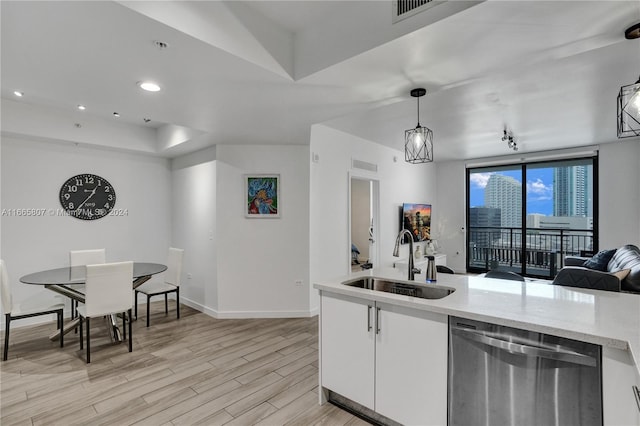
552, 244, 640, 293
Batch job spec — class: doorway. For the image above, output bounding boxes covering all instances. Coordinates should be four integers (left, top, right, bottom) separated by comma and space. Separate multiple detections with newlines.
349, 176, 379, 273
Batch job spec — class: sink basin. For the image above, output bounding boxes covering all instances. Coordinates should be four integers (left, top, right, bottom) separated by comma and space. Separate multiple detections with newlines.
342, 277, 455, 300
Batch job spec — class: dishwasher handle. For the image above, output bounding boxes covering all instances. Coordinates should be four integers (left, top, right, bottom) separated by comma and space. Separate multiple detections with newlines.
452, 327, 597, 367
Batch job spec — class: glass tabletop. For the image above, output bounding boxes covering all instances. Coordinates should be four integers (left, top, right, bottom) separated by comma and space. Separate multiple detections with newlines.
19, 262, 167, 285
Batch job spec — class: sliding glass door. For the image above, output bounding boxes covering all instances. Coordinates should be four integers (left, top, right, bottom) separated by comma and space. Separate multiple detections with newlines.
468, 166, 522, 272
467, 157, 597, 279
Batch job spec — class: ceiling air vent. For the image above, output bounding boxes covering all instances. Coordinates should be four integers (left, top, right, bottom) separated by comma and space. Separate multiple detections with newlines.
352, 159, 378, 173
393, 0, 444, 23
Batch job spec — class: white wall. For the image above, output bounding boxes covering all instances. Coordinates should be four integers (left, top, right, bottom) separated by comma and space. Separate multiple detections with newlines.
215, 145, 310, 317
434, 160, 467, 272
171, 147, 218, 315
599, 140, 640, 248
1, 136, 171, 326
309, 125, 436, 312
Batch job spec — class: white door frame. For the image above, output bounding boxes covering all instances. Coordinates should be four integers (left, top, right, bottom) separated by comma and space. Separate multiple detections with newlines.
348, 172, 380, 275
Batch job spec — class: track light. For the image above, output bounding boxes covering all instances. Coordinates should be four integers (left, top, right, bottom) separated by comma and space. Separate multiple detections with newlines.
502, 128, 518, 151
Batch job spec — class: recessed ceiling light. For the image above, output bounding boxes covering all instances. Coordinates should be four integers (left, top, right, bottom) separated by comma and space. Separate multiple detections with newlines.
153, 40, 169, 50
77, 105, 86, 111
113, 112, 120, 117
137, 81, 161, 92
14, 91, 24, 97
625, 22, 640, 40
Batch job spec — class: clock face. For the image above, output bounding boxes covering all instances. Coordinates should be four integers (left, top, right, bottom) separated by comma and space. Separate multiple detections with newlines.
59, 174, 116, 220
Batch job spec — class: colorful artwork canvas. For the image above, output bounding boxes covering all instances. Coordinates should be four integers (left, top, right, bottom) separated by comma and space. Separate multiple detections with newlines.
245, 174, 280, 218
401, 202, 432, 242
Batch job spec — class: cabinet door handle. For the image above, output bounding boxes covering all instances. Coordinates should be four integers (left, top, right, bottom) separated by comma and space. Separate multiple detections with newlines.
375, 307, 381, 334
367, 305, 372, 331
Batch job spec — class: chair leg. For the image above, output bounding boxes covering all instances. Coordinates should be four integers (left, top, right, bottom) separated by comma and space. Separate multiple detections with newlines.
146, 295, 151, 327
79, 316, 83, 350
86, 317, 91, 364
128, 309, 133, 353
165, 293, 168, 314
73, 299, 78, 333
3, 314, 10, 361
176, 288, 180, 320
58, 311, 64, 348
134, 290, 138, 319
122, 312, 127, 340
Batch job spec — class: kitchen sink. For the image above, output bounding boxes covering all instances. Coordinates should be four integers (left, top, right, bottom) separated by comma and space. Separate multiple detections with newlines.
342, 277, 455, 299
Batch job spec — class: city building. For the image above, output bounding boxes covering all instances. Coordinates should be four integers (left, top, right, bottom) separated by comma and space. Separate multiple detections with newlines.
484, 174, 522, 228
469, 206, 502, 249
527, 214, 593, 231
553, 165, 593, 217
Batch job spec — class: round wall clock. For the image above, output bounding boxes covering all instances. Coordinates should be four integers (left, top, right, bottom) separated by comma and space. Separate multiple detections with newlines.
59, 173, 116, 220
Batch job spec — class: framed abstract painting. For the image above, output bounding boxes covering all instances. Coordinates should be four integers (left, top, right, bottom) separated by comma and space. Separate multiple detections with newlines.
245, 174, 280, 218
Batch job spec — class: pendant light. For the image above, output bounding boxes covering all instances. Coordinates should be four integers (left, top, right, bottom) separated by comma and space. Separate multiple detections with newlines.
617, 23, 640, 138
405, 88, 433, 163
617, 75, 640, 138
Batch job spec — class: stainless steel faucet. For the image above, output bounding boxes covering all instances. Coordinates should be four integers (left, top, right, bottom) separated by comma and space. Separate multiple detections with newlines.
393, 229, 419, 280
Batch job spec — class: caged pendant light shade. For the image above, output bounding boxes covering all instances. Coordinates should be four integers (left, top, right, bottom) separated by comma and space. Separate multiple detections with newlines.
405, 88, 433, 163
617, 75, 640, 138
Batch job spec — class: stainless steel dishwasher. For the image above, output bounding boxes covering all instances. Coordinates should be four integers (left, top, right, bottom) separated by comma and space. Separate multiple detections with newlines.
448, 317, 602, 426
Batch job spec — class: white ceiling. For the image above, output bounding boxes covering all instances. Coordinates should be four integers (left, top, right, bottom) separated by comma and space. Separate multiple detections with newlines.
2, 0, 639, 161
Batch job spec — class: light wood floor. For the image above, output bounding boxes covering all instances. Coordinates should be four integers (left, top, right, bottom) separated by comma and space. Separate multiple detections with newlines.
1, 302, 368, 426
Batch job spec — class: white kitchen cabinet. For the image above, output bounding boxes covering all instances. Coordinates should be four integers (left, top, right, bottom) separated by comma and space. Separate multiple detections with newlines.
320, 291, 448, 425
602, 346, 640, 426
320, 292, 375, 409
375, 302, 448, 425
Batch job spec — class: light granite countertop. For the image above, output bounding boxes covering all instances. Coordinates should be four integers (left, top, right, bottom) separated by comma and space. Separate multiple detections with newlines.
314, 267, 640, 377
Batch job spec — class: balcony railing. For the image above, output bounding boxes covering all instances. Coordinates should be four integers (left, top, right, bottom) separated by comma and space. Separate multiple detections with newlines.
468, 226, 594, 278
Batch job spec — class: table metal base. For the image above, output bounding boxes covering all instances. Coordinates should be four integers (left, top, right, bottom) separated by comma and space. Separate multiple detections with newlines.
48, 314, 122, 342
46, 274, 151, 343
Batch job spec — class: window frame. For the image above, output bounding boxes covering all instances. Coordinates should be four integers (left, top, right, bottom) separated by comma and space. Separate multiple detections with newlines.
465, 155, 599, 278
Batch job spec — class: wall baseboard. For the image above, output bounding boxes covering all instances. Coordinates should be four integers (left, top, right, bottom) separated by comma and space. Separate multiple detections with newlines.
179, 296, 219, 318
180, 296, 316, 319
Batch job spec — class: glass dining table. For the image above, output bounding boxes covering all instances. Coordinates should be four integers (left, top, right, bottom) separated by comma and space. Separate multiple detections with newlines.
20, 262, 167, 342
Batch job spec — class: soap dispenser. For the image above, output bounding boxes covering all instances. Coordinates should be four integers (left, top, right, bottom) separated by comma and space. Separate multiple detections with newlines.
425, 255, 437, 283
425, 240, 435, 255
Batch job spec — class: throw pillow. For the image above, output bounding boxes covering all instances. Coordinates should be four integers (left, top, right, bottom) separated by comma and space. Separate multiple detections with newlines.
582, 249, 617, 271
612, 269, 631, 281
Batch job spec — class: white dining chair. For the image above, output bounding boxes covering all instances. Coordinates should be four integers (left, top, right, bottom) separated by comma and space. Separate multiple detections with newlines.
135, 248, 184, 327
77, 261, 133, 363
69, 248, 106, 274
69, 249, 106, 321
1, 259, 65, 361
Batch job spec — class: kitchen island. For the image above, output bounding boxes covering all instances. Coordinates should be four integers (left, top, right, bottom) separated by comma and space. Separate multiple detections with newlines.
314, 267, 640, 426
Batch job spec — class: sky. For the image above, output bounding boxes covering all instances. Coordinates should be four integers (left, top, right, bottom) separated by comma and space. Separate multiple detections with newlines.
469, 168, 554, 215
